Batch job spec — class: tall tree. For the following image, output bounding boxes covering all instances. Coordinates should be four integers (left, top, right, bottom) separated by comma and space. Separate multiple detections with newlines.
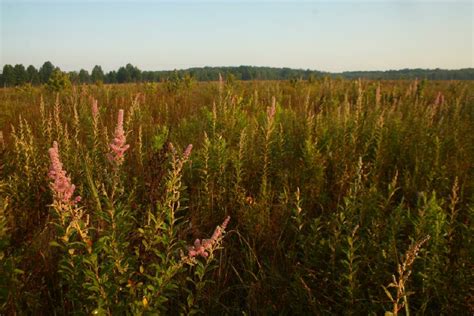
68, 71, 80, 84
39, 61, 55, 84
117, 66, 131, 83
78, 69, 91, 84
105, 71, 117, 84
13, 64, 28, 86
26, 65, 40, 84
91, 65, 105, 83
1, 64, 15, 87
126, 63, 142, 82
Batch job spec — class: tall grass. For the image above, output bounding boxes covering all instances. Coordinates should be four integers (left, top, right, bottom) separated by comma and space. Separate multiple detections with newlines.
0, 78, 473, 314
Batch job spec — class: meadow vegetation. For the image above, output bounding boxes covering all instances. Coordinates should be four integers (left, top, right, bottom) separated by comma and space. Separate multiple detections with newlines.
0, 77, 473, 314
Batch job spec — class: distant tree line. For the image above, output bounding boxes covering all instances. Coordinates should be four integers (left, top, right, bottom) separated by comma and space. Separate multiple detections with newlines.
1, 61, 473, 87
338, 68, 474, 80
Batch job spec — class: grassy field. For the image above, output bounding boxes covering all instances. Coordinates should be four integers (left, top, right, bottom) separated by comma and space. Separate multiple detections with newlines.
0, 78, 473, 315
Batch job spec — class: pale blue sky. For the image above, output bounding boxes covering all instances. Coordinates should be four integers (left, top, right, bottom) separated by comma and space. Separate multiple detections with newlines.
1, 0, 473, 72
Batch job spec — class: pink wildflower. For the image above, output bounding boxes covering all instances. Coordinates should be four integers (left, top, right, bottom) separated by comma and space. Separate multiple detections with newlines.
183, 144, 193, 160
91, 99, 99, 119
267, 97, 276, 121
188, 216, 230, 258
434, 92, 445, 106
48, 141, 81, 204
210, 215, 230, 241
108, 109, 130, 165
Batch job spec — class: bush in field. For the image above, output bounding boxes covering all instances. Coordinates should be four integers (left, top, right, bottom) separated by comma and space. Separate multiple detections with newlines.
47, 69, 72, 92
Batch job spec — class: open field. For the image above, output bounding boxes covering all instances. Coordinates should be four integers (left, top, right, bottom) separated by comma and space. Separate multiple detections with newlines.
1, 78, 473, 314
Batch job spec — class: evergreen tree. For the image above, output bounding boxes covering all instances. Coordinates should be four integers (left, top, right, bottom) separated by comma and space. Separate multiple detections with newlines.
68, 71, 80, 84
106, 70, 118, 83
91, 65, 105, 83
26, 65, 40, 84
117, 66, 131, 83
1, 64, 15, 87
13, 64, 28, 86
78, 69, 91, 84
126, 63, 142, 82
39, 61, 55, 84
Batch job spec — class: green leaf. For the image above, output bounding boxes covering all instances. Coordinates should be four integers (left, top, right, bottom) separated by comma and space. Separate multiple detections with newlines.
49, 241, 62, 248
382, 285, 394, 302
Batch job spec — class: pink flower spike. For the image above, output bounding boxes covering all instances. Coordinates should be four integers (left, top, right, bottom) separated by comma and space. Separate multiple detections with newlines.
267, 97, 276, 121
434, 92, 445, 106
194, 239, 201, 248
187, 216, 230, 259
48, 141, 80, 205
109, 109, 130, 165
183, 144, 193, 160
92, 99, 99, 118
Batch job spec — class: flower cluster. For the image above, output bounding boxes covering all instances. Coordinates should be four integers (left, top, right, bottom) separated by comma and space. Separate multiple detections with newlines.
108, 109, 130, 165
188, 216, 230, 258
183, 144, 193, 160
48, 141, 81, 204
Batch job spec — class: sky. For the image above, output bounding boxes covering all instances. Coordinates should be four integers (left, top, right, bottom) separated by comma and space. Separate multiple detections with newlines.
0, 0, 473, 72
